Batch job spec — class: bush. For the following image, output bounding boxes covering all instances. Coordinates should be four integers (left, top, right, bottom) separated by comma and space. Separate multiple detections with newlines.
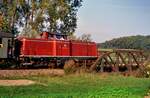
63, 60, 78, 74
143, 65, 150, 78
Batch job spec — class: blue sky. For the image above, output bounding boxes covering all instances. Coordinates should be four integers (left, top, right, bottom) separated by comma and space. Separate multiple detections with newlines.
76, 0, 150, 42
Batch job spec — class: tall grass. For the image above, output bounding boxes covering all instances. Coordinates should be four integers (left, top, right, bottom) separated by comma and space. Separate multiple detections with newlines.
0, 74, 150, 98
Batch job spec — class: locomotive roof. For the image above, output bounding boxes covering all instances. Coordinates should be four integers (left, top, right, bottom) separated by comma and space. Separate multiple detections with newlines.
0, 32, 14, 38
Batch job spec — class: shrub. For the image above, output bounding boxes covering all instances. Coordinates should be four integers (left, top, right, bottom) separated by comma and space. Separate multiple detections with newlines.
63, 59, 78, 74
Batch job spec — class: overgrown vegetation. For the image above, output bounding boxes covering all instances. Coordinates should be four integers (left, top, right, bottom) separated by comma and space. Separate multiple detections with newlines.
143, 56, 150, 78
63, 60, 77, 74
0, 74, 150, 98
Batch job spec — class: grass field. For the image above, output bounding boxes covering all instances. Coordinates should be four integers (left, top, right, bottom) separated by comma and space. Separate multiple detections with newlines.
0, 73, 150, 98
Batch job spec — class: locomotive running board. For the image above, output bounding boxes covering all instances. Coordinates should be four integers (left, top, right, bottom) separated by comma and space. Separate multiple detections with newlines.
20, 55, 97, 59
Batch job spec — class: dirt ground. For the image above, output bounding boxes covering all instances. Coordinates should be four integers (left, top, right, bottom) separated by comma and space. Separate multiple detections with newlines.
0, 69, 64, 78
0, 80, 35, 86
0, 69, 64, 86
145, 96, 150, 98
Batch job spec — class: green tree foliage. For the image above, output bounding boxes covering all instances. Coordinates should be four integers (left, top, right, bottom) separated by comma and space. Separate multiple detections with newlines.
99, 35, 150, 51
0, 12, 10, 33
0, 0, 24, 33
0, 0, 82, 37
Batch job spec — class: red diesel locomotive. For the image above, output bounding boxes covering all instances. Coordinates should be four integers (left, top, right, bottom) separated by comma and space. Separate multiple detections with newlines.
19, 32, 97, 57
16, 32, 98, 68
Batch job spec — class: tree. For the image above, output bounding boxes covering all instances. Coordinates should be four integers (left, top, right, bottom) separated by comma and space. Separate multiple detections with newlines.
99, 35, 150, 51
80, 33, 92, 41
0, 0, 83, 37
0, 12, 9, 32
0, 0, 24, 33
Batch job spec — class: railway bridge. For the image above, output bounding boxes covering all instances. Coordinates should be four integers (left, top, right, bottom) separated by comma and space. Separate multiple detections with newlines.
90, 49, 149, 73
